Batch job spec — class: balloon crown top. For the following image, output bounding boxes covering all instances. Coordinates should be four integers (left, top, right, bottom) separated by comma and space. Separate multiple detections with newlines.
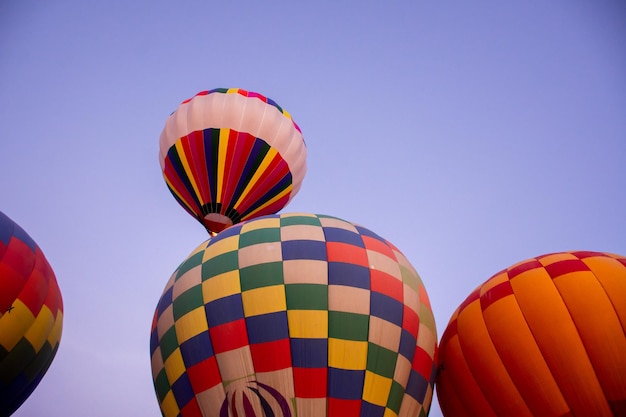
177, 88, 302, 134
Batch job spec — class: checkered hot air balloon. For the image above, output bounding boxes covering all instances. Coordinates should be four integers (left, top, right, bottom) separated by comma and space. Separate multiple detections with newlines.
150, 213, 437, 417
159, 88, 307, 236
436, 251, 626, 417
0, 211, 63, 416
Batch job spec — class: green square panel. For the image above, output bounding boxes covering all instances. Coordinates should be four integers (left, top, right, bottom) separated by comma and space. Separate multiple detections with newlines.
202, 251, 239, 279
285, 284, 328, 310
154, 368, 171, 400
328, 311, 369, 341
158, 327, 179, 361
366, 343, 398, 379
239, 228, 281, 248
239, 262, 284, 290
386, 379, 405, 413
175, 251, 204, 279
173, 285, 204, 320
279, 215, 322, 227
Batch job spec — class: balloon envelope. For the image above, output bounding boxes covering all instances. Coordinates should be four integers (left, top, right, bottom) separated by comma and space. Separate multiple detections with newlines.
0, 211, 63, 416
436, 250, 626, 417
151, 213, 437, 417
159, 88, 307, 235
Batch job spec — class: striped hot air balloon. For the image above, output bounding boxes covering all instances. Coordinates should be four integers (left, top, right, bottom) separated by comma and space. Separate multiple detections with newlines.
0, 211, 63, 416
436, 250, 626, 417
159, 88, 307, 236
150, 213, 437, 417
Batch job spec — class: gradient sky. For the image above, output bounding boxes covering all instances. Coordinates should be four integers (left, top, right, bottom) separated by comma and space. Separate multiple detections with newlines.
1, 2, 625, 416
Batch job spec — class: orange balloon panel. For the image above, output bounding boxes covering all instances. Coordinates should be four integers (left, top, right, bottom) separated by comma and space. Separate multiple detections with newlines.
436, 251, 626, 417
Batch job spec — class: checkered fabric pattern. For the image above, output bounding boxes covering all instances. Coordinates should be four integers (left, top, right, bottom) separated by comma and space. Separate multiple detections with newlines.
436, 251, 626, 417
151, 213, 437, 417
0, 211, 63, 416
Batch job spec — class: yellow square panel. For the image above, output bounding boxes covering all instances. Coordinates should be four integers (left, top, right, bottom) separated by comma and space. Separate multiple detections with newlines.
175, 307, 209, 343
163, 348, 186, 385
240, 216, 281, 232
363, 370, 393, 406
160, 390, 180, 417
328, 338, 367, 370
202, 270, 241, 303
287, 310, 328, 338
242, 285, 287, 317
203, 235, 238, 259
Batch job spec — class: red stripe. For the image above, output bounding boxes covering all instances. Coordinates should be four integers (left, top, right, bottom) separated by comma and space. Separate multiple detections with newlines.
544, 259, 590, 279
480, 280, 513, 311
508, 260, 542, 279
187, 131, 211, 205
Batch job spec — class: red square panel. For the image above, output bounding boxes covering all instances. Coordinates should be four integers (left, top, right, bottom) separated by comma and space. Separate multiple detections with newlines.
293, 367, 327, 398
209, 319, 249, 354
250, 339, 292, 372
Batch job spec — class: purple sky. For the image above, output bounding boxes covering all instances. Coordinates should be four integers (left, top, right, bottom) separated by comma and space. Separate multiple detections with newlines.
1, 2, 625, 416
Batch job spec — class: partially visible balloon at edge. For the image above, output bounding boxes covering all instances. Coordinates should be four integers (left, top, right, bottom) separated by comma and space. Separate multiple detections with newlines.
436, 250, 626, 417
159, 88, 307, 236
0, 210, 63, 416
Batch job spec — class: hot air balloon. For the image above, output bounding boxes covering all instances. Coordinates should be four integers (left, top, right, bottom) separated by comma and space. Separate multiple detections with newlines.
159, 88, 307, 236
0, 211, 63, 416
436, 250, 626, 417
150, 213, 437, 417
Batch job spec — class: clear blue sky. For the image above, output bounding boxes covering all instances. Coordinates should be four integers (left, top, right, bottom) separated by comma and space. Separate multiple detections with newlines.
1, 2, 625, 416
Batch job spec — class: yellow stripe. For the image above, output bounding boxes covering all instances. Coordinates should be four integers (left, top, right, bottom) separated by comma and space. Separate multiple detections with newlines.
25, 305, 55, 352
216, 128, 230, 203
172, 140, 203, 205
233, 147, 280, 209
48, 311, 63, 346
241, 185, 293, 221
0, 299, 35, 350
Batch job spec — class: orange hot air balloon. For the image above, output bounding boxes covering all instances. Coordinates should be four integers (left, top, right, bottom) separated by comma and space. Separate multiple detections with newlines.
436, 250, 626, 417
159, 88, 307, 236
